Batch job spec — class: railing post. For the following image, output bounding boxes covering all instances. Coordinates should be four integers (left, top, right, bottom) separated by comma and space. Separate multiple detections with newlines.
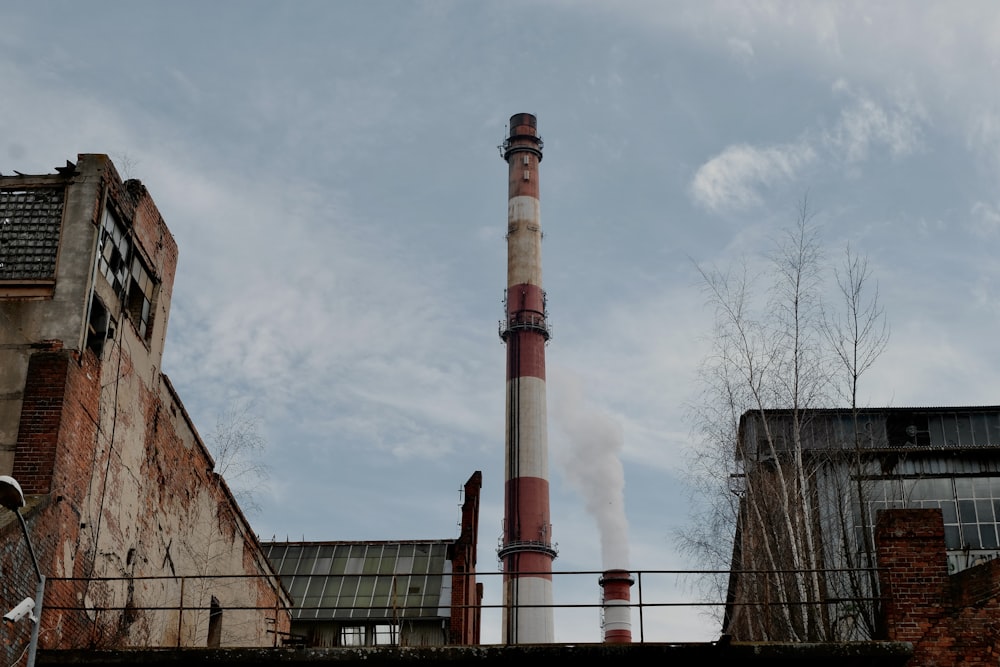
637, 571, 644, 644
177, 577, 185, 647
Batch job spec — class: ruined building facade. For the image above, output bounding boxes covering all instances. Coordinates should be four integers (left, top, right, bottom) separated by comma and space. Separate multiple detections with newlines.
0, 155, 290, 658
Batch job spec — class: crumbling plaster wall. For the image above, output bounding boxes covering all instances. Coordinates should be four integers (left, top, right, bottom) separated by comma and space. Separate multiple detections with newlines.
1, 156, 288, 661
0, 158, 109, 474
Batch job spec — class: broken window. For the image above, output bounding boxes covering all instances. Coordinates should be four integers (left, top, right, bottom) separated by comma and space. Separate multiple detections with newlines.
86, 296, 112, 355
97, 205, 157, 340
126, 254, 154, 338
98, 208, 130, 297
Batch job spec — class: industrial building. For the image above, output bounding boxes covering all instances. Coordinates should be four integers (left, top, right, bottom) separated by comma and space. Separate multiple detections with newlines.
725, 405, 1000, 643
0, 156, 290, 660
262, 471, 481, 647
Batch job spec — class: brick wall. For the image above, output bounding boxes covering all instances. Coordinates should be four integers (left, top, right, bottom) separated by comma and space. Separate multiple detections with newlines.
448, 471, 482, 645
1, 342, 290, 659
11, 348, 72, 494
2, 346, 100, 659
877, 508, 1000, 666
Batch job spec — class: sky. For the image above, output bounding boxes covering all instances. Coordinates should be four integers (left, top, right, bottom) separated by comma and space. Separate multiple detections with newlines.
5, 0, 1000, 644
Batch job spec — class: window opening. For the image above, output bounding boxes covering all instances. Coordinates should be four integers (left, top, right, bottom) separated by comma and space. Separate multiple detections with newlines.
97, 205, 157, 339
127, 254, 154, 338
99, 208, 130, 297
862, 475, 1000, 571
207, 596, 222, 648
86, 296, 112, 355
340, 625, 364, 646
372, 623, 398, 645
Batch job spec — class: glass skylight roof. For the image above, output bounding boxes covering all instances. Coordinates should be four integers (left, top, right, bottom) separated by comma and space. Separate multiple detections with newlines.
264, 541, 452, 621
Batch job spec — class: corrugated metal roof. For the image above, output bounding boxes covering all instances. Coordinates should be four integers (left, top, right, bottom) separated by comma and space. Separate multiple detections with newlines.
740, 407, 1000, 456
263, 541, 451, 622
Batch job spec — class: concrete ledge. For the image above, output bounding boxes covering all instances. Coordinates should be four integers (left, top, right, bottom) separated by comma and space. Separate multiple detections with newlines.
40, 641, 913, 667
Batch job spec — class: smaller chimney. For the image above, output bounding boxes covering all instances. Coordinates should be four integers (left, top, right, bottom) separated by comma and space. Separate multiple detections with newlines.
599, 569, 635, 644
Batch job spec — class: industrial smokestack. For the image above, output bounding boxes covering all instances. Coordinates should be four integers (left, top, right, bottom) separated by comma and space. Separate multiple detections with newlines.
498, 113, 557, 644
599, 569, 634, 644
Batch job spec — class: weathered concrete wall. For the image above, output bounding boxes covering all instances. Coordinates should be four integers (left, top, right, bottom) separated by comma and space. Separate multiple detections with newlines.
0, 156, 289, 662
0, 160, 105, 474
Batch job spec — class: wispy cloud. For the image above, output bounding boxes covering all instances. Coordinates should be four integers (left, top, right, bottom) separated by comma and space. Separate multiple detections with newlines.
971, 201, 1000, 237
690, 82, 927, 213
726, 37, 754, 65
689, 141, 816, 212
967, 109, 1000, 168
824, 80, 926, 162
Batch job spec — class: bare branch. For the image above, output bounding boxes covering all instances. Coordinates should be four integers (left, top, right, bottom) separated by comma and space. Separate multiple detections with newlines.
206, 399, 270, 516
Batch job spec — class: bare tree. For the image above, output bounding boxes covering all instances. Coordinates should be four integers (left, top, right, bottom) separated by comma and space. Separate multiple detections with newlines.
817, 245, 891, 638
206, 400, 270, 516
681, 201, 889, 641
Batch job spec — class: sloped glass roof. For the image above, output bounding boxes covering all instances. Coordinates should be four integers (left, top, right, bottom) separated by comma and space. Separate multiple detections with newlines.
264, 541, 452, 621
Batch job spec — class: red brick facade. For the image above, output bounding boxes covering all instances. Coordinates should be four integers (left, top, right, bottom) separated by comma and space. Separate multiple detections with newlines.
448, 471, 483, 645
12, 348, 77, 495
877, 509, 1000, 665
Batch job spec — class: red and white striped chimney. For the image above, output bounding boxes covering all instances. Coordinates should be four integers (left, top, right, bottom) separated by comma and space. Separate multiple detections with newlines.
600, 570, 634, 644
498, 113, 557, 644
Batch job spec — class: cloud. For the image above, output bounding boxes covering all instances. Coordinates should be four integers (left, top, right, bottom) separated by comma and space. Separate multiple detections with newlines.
824, 82, 926, 162
689, 141, 816, 212
0, 62, 134, 174
726, 37, 754, 65
691, 83, 927, 213
967, 109, 1000, 168
136, 148, 502, 469
971, 201, 1000, 237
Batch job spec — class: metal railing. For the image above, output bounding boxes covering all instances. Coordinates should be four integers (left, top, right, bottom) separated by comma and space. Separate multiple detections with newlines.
24, 566, 884, 648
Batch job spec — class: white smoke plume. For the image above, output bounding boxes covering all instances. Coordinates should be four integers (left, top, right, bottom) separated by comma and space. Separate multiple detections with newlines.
551, 368, 630, 570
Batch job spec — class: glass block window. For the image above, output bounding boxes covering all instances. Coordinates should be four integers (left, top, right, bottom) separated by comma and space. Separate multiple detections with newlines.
0, 187, 65, 281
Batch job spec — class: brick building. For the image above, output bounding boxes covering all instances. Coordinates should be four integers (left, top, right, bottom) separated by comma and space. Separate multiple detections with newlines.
877, 508, 1000, 666
725, 406, 1000, 643
0, 155, 291, 660
262, 471, 482, 647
